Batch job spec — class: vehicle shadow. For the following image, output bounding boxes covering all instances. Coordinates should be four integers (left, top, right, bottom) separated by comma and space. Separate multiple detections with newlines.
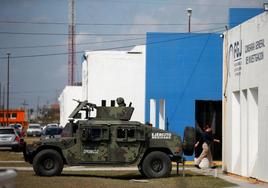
60, 171, 202, 180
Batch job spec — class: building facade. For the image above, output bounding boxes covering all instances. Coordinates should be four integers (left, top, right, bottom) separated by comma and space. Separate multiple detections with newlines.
82, 45, 146, 122
58, 86, 82, 127
223, 11, 268, 182
0, 109, 28, 128
145, 32, 223, 159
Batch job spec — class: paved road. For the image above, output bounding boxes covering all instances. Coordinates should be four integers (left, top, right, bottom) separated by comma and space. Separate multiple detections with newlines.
190, 168, 268, 188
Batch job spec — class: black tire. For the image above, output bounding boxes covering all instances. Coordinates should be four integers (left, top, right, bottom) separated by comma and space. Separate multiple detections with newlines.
183, 126, 195, 156
141, 151, 172, 178
33, 149, 63, 176
138, 164, 146, 177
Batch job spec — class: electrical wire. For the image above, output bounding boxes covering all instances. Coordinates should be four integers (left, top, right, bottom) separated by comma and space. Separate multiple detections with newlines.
0, 26, 225, 60
0, 37, 146, 50
0, 26, 224, 50
0, 31, 146, 36
169, 33, 212, 122
0, 20, 233, 26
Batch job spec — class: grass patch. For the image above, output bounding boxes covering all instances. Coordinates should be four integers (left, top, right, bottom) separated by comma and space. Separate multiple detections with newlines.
0, 162, 31, 167
24, 137, 41, 144
0, 151, 24, 161
15, 170, 236, 188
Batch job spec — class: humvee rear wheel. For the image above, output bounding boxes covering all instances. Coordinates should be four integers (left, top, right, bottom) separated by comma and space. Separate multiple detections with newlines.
33, 149, 63, 176
183, 126, 195, 156
142, 151, 171, 178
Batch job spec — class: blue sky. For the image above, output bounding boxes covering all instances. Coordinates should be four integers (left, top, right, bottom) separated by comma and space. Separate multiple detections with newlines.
0, 0, 266, 109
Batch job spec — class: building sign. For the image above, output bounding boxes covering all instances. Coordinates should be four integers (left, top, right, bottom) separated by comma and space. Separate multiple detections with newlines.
229, 40, 242, 76
245, 39, 265, 64
229, 39, 265, 76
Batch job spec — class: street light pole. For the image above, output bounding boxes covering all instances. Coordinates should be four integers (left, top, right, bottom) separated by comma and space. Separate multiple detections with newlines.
187, 8, 192, 33
6, 53, 10, 126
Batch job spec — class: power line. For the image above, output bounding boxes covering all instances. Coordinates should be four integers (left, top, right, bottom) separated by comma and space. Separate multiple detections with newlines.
0, 25, 225, 50
0, 31, 146, 36
10, 89, 60, 94
170, 33, 212, 122
0, 37, 146, 50
0, 26, 225, 60
86, 0, 264, 7
0, 20, 233, 26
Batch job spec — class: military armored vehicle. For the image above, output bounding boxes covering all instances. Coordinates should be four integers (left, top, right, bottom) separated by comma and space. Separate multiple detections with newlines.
23, 98, 195, 178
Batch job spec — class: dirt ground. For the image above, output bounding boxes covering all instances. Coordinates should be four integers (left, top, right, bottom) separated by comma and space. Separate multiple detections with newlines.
15, 170, 235, 188
0, 147, 235, 188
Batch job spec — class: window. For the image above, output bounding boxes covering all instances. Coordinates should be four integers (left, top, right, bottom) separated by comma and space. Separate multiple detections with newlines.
117, 128, 126, 139
0, 113, 4, 118
117, 127, 136, 142
127, 128, 135, 138
91, 128, 101, 140
0, 128, 15, 134
11, 113, 17, 119
81, 126, 109, 141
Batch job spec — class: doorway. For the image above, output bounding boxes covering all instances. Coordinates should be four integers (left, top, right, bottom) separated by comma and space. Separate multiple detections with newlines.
195, 100, 222, 160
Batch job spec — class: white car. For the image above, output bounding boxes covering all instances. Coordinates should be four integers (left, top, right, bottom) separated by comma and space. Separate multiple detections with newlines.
27, 124, 42, 137
0, 127, 23, 151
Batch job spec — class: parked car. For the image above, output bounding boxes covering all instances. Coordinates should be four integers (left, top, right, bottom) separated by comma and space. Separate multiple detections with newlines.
46, 123, 58, 127
9, 123, 22, 131
9, 123, 25, 137
0, 127, 25, 151
26, 124, 42, 137
41, 123, 58, 134
42, 127, 63, 139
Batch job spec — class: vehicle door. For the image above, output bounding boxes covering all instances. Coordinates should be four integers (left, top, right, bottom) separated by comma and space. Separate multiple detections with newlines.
79, 125, 109, 163
109, 125, 145, 163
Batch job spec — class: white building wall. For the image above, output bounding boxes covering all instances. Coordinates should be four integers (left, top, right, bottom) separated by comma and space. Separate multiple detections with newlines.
223, 12, 268, 182
58, 86, 82, 127
82, 45, 146, 122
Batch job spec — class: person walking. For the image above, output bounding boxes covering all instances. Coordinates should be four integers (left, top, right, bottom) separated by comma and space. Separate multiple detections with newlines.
194, 125, 220, 169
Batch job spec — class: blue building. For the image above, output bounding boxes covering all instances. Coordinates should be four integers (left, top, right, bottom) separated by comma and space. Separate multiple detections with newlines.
145, 32, 223, 159
229, 8, 264, 28
144, 8, 264, 160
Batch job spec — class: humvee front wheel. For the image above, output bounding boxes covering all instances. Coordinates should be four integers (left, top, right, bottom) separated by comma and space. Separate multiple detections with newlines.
33, 149, 63, 176
141, 151, 172, 178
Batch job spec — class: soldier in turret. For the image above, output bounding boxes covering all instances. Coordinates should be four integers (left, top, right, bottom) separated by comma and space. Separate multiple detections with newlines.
116, 97, 126, 107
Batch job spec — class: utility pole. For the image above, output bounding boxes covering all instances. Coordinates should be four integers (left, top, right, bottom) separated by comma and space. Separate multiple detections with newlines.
2, 86, 5, 112
68, 0, 76, 85
6, 53, 10, 126
21, 99, 28, 110
187, 8, 192, 33
36, 96, 40, 120
0, 82, 1, 110
21, 99, 29, 121
2, 85, 5, 125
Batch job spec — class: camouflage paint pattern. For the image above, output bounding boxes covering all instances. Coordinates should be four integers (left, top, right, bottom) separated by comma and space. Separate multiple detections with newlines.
24, 99, 184, 167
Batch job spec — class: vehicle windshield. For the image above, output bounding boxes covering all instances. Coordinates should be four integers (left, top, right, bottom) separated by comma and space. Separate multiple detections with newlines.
29, 125, 41, 129
10, 124, 22, 129
45, 128, 62, 135
0, 129, 15, 134
47, 124, 58, 127
61, 123, 73, 137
